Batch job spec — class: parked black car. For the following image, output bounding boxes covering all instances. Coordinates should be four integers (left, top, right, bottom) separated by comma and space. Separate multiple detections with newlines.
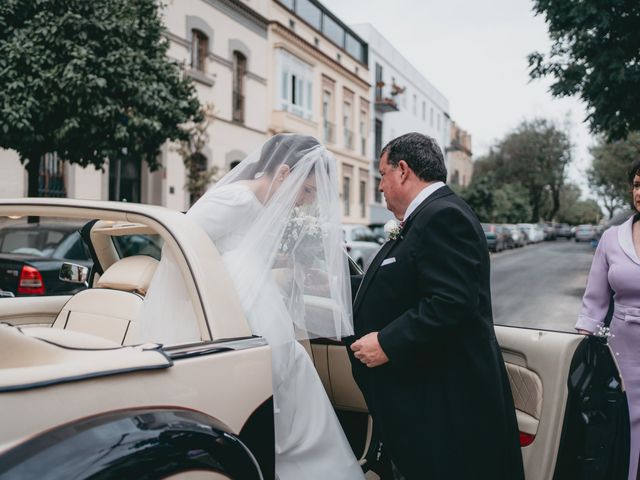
0, 222, 92, 296
0, 222, 162, 296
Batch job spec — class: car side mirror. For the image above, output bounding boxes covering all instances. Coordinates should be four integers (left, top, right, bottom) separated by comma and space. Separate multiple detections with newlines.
59, 262, 89, 285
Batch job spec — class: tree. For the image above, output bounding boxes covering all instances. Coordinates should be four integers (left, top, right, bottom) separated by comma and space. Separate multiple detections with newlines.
528, 0, 640, 140
460, 173, 531, 223
587, 132, 640, 218
175, 104, 218, 206
0, 0, 201, 197
489, 119, 572, 222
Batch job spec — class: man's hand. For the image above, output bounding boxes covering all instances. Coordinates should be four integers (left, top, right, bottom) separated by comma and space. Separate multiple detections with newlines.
351, 332, 389, 368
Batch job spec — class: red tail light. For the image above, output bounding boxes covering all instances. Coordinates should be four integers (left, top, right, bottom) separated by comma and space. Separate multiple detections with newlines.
519, 431, 535, 447
17, 265, 45, 295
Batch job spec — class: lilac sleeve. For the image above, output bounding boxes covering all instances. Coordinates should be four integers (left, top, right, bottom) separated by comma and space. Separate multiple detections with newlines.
576, 231, 613, 333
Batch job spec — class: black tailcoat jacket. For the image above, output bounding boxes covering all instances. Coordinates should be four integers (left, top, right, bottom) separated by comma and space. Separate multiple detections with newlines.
347, 186, 524, 479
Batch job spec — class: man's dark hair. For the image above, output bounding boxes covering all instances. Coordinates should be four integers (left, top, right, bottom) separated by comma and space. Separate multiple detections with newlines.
628, 158, 640, 186
380, 132, 447, 182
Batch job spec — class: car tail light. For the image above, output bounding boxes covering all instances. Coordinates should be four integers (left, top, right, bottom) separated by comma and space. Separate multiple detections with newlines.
519, 431, 535, 447
17, 265, 45, 295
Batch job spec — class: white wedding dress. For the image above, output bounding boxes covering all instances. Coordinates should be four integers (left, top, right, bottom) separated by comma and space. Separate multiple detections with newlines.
140, 134, 363, 479
187, 183, 364, 480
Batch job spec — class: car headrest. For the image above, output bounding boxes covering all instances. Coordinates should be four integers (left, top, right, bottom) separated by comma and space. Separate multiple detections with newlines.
96, 256, 159, 295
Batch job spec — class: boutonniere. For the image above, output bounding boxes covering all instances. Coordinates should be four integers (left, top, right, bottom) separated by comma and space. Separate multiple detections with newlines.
384, 219, 403, 241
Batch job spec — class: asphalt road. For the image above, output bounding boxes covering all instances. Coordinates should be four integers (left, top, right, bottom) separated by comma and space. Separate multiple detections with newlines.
490, 239, 597, 333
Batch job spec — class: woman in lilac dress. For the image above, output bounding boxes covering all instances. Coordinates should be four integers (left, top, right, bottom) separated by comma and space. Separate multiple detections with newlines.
577, 159, 640, 480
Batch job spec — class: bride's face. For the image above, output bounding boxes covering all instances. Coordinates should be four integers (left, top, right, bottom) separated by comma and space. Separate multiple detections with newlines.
296, 176, 317, 206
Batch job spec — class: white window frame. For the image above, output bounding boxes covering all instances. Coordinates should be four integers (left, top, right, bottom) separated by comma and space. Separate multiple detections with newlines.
276, 49, 314, 121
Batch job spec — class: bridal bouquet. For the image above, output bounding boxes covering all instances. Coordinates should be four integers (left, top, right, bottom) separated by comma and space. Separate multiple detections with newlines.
280, 207, 325, 255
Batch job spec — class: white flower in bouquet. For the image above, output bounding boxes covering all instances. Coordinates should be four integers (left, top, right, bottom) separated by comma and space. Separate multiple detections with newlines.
280, 207, 326, 255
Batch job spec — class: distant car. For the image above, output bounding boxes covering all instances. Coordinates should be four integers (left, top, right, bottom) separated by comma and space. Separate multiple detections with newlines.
504, 224, 525, 248
367, 223, 387, 244
342, 224, 381, 269
496, 225, 515, 249
540, 223, 556, 241
574, 225, 597, 242
481, 223, 508, 252
518, 223, 544, 243
555, 223, 572, 240
0, 222, 162, 297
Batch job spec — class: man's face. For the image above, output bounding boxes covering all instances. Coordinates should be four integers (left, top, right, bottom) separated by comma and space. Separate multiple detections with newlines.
379, 152, 404, 219
633, 174, 640, 212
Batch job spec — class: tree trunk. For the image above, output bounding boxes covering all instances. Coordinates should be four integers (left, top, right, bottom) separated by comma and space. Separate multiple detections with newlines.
549, 186, 561, 221
25, 156, 41, 223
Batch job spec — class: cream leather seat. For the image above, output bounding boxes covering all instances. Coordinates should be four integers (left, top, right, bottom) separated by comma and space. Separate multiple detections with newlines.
52, 256, 158, 345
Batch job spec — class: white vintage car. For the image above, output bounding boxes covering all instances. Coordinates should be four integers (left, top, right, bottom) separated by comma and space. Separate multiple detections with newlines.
0, 199, 630, 479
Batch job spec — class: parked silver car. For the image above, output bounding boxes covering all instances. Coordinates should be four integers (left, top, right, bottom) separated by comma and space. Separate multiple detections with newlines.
574, 224, 597, 242
342, 224, 381, 270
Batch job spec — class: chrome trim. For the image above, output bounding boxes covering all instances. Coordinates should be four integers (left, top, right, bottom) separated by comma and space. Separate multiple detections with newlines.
166, 336, 269, 360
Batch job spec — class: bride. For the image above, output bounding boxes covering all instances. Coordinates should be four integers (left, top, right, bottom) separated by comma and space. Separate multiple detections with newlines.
139, 134, 365, 480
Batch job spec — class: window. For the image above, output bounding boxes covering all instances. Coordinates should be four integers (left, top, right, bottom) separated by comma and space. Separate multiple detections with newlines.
345, 33, 363, 60
109, 157, 141, 203
374, 119, 383, 160
375, 63, 383, 100
191, 29, 208, 72
343, 101, 353, 149
296, 0, 321, 29
343, 176, 351, 216
322, 14, 344, 47
430, 107, 434, 126
437, 113, 441, 130
39, 152, 66, 197
413, 94, 417, 115
232, 51, 246, 123
374, 177, 382, 203
279, 0, 294, 8
359, 109, 367, 156
276, 50, 313, 120
359, 180, 366, 217
323, 90, 334, 143
422, 101, 426, 121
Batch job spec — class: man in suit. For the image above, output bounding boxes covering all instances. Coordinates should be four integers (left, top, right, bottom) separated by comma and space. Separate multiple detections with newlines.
347, 133, 524, 479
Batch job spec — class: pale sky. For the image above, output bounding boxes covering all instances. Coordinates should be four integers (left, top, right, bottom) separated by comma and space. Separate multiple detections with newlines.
321, 0, 593, 192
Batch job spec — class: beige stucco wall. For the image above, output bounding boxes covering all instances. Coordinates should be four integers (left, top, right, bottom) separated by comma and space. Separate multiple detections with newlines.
267, 2, 372, 224
0, 151, 26, 198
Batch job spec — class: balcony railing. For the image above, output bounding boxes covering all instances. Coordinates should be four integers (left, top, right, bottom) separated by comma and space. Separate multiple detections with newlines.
324, 120, 335, 143
232, 91, 244, 123
344, 129, 354, 150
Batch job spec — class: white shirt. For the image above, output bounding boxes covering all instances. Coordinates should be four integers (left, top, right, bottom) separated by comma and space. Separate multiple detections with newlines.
402, 181, 445, 222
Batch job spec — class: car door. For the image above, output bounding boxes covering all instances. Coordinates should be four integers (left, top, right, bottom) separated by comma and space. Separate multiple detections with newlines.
321, 324, 628, 479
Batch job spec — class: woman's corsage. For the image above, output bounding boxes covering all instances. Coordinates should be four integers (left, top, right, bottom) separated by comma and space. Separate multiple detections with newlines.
384, 219, 402, 241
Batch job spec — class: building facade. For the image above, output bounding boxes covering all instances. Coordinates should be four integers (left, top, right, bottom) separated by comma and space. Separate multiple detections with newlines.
350, 24, 451, 224
0, 0, 271, 212
266, 0, 372, 224
446, 122, 473, 188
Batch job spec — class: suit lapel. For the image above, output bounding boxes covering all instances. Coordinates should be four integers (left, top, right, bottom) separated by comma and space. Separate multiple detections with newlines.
353, 238, 399, 313
353, 186, 455, 315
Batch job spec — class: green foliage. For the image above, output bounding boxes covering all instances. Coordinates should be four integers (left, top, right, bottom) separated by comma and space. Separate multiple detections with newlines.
461, 174, 531, 223
529, 0, 640, 140
587, 132, 640, 218
174, 104, 218, 205
479, 119, 572, 222
0, 0, 201, 194
551, 183, 602, 224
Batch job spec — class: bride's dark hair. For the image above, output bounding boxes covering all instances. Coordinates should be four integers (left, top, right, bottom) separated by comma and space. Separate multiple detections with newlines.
244, 134, 321, 180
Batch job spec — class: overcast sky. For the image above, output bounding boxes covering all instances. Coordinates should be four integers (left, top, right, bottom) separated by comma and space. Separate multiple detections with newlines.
321, 0, 593, 192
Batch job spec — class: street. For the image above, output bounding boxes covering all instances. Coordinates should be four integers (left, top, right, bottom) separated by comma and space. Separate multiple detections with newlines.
490, 239, 596, 333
